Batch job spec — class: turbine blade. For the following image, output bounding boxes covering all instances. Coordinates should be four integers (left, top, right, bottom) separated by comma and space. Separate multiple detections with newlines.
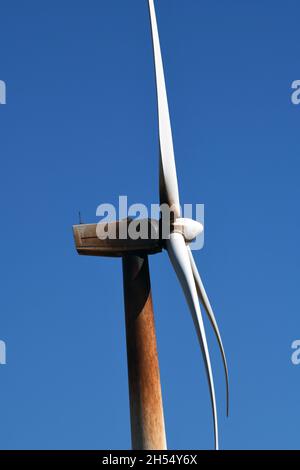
166, 232, 219, 450
188, 247, 229, 416
148, 0, 181, 218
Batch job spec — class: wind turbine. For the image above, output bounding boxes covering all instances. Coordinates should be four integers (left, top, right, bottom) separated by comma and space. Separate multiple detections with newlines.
73, 0, 228, 450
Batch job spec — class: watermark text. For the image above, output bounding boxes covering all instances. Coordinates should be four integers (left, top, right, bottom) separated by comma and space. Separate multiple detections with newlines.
0, 80, 6, 105
0, 340, 6, 365
291, 80, 300, 105
96, 196, 204, 250
291, 340, 300, 365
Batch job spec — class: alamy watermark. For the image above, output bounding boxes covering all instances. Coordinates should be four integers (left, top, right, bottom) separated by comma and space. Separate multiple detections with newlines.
0, 340, 6, 365
96, 196, 205, 250
291, 340, 300, 365
0, 80, 6, 105
291, 80, 300, 105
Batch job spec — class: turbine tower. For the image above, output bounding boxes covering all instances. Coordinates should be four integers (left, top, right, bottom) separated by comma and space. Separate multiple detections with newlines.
73, 0, 228, 450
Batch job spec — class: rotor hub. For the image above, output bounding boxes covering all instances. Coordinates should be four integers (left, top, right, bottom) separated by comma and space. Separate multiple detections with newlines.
172, 217, 203, 243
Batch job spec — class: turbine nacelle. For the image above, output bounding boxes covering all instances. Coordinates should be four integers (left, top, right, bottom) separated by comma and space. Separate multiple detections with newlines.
172, 218, 203, 243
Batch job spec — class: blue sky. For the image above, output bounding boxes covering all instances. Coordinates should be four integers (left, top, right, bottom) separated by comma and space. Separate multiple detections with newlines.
0, 0, 300, 450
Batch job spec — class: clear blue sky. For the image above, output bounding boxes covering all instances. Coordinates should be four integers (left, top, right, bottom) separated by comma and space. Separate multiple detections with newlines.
0, 0, 300, 450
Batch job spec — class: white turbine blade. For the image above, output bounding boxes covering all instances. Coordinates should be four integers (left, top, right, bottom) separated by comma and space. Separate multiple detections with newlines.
166, 232, 219, 450
188, 247, 229, 416
148, 0, 181, 218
